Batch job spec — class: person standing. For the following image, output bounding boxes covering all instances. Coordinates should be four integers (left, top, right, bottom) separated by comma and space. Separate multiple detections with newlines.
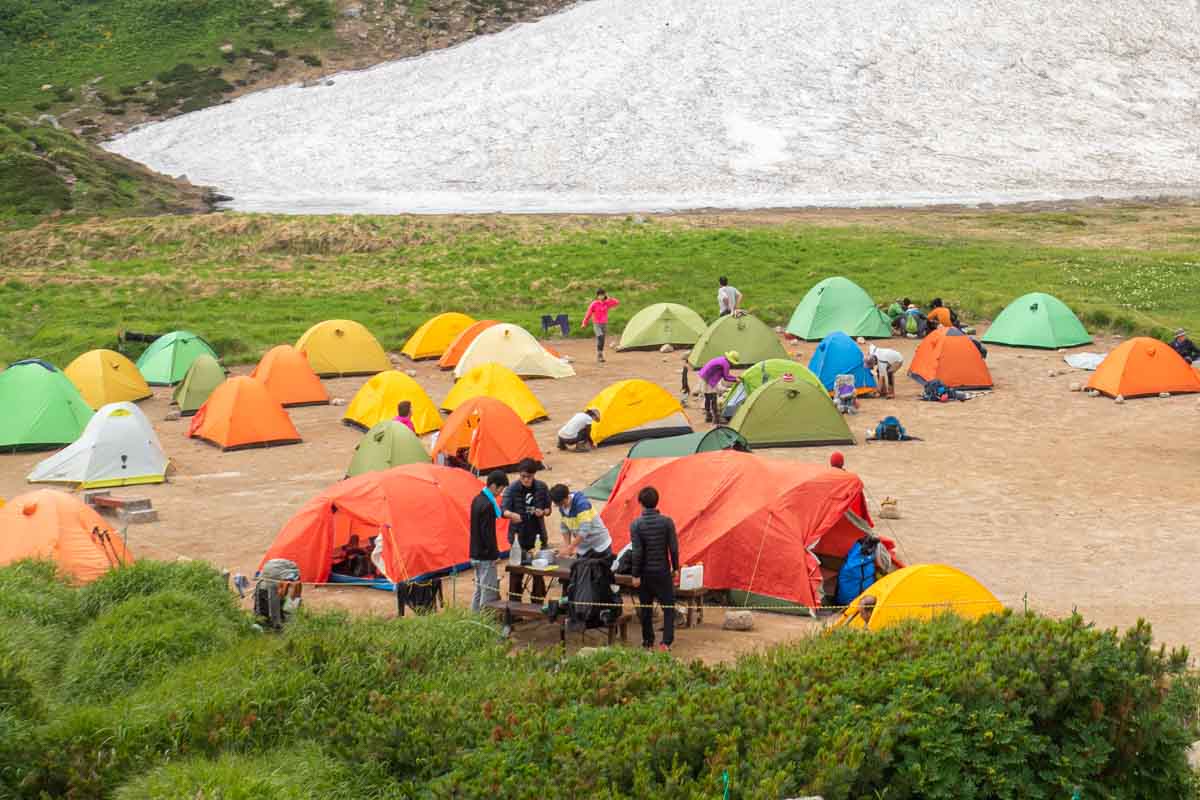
629, 486, 680, 652
502, 458, 551, 604
865, 343, 904, 400
717, 276, 742, 317
581, 289, 620, 363
549, 483, 613, 560
557, 408, 600, 452
393, 401, 416, 432
698, 350, 739, 423
469, 470, 521, 612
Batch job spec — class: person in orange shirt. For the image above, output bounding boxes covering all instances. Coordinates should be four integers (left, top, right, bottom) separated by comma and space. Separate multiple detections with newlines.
927, 298, 952, 329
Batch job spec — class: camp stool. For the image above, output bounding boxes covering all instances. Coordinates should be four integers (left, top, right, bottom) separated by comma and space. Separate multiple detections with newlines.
541, 314, 569, 336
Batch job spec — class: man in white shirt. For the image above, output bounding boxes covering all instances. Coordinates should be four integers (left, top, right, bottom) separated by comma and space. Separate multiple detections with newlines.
717, 276, 742, 317
557, 408, 600, 451
866, 343, 904, 399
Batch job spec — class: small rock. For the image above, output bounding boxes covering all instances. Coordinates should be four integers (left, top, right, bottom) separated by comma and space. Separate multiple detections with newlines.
1159, 391, 1171, 398
36, 114, 60, 129
89, 75, 104, 85
219, 43, 234, 53
1115, 395, 1125, 404
1057, 348, 1066, 353
40, 83, 53, 91
775, 325, 785, 334
1087, 389, 1101, 397
342, 4, 363, 17
723, 610, 754, 631
632, 214, 646, 224
659, 343, 674, 353
330, 397, 347, 406
406, 369, 417, 377
164, 410, 181, 421
576, 647, 603, 658
1069, 382, 1082, 392
356, 31, 369, 40
1047, 369, 1056, 378
323, 79, 335, 86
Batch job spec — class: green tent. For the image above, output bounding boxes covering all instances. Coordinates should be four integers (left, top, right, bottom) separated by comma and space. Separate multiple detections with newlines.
584, 426, 749, 501
720, 358, 822, 417
981, 292, 1092, 349
172, 354, 227, 416
347, 420, 430, 477
729, 376, 853, 447
136, 331, 219, 386
617, 303, 708, 350
785, 277, 892, 340
0, 360, 94, 450
687, 314, 788, 368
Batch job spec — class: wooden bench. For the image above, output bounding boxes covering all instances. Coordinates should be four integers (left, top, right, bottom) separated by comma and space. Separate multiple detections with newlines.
483, 600, 632, 646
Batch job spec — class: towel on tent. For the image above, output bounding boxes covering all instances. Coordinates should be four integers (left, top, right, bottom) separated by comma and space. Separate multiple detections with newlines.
1064, 352, 1106, 371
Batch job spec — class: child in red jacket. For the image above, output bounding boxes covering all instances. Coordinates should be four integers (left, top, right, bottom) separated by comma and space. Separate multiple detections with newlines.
581, 289, 620, 363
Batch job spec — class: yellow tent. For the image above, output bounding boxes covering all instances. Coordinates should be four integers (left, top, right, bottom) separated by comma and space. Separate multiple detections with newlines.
835, 564, 1002, 631
343, 370, 441, 434
295, 320, 390, 377
585, 379, 691, 445
442, 363, 548, 423
454, 323, 575, 379
402, 312, 476, 360
64, 349, 152, 409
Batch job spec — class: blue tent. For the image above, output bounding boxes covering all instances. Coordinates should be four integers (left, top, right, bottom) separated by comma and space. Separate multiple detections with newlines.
807, 331, 876, 395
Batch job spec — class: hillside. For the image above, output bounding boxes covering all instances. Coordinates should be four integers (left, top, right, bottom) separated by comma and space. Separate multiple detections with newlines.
0, 113, 212, 218
109, 0, 1200, 213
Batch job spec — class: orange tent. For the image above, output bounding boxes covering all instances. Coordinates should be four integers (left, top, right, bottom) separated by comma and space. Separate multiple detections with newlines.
187, 376, 301, 450
250, 345, 330, 407
258, 464, 506, 584
430, 396, 544, 473
602, 451, 896, 608
1087, 337, 1200, 398
908, 327, 993, 389
0, 489, 134, 583
438, 320, 499, 370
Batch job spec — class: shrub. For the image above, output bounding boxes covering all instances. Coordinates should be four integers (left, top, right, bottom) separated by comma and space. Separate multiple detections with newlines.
77, 559, 238, 620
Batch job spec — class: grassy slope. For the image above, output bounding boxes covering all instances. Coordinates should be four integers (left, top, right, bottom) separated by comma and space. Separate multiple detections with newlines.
0, 113, 209, 217
1, 208, 1197, 366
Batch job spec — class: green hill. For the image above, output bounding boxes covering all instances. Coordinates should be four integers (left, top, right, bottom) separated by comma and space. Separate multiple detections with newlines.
0, 112, 212, 218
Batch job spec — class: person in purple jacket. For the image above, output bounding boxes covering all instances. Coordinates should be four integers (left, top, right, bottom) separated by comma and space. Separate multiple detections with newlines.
698, 350, 739, 423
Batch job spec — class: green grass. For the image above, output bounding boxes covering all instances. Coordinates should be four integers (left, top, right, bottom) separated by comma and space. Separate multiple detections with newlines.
0, 213, 1197, 367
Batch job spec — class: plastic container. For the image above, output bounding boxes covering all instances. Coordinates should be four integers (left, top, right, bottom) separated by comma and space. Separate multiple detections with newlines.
679, 564, 704, 590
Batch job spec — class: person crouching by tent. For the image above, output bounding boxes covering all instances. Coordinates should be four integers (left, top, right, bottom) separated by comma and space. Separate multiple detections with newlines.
393, 401, 415, 432
1173, 329, 1200, 364
888, 297, 911, 335
503, 459, 552, 603
865, 343, 904, 400
557, 408, 600, 452
629, 486, 680, 652
550, 483, 613, 560
470, 470, 522, 613
581, 289, 620, 363
698, 350, 739, 423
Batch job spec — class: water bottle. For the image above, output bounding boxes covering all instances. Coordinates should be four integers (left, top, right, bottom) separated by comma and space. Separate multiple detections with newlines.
509, 539, 522, 567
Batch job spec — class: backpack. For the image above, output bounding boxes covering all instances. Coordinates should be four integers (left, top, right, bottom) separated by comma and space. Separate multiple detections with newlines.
874, 415, 906, 441
904, 313, 920, 335
564, 558, 619, 630
835, 537, 878, 605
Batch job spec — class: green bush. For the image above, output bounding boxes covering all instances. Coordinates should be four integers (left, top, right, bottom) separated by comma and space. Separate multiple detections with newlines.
77, 559, 239, 620
62, 590, 247, 702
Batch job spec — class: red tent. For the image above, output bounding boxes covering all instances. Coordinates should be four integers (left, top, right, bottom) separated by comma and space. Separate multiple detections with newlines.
259, 464, 506, 584
602, 451, 896, 607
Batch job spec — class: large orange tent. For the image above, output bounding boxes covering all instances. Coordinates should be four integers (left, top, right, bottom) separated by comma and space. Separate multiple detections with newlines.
1086, 337, 1200, 398
187, 376, 302, 450
438, 320, 499, 370
402, 312, 475, 360
602, 451, 897, 608
258, 464, 506, 586
908, 327, 993, 389
250, 344, 330, 407
0, 489, 134, 583
430, 396, 544, 473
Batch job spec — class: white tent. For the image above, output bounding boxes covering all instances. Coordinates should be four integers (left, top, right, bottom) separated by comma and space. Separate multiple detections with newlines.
28, 402, 169, 489
454, 323, 576, 379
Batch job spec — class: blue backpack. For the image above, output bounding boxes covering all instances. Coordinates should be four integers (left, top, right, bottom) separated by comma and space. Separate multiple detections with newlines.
874, 415, 906, 441
835, 538, 878, 605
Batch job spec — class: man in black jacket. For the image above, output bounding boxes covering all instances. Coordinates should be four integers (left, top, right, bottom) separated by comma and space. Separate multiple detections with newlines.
469, 470, 521, 613
502, 458, 552, 604
629, 486, 680, 651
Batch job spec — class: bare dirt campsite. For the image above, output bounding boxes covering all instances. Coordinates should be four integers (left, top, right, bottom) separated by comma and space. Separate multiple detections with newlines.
3, 330, 1194, 662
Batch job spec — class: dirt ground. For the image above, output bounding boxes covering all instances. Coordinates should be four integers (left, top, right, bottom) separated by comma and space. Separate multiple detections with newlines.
4, 331, 1198, 664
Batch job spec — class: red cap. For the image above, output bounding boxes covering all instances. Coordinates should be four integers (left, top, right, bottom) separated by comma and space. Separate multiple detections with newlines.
829, 452, 845, 469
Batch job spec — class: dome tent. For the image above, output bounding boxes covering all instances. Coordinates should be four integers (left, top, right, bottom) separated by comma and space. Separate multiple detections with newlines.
1086, 337, 1200, 399
346, 420, 429, 477
295, 319, 390, 377
908, 327, 992, 389
602, 451, 893, 608
187, 376, 302, 450
28, 402, 168, 489
250, 345, 329, 407
454, 323, 575, 379
402, 312, 476, 360
430, 396, 544, 473
584, 426, 749, 502
0, 360, 94, 451
64, 349, 152, 408
0, 489, 134, 583
442, 363, 548, 423
786, 277, 892, 341
720, 358, 822, 420
729, 375, 854, 448
135, 331, 219, 386
343, 371, 442, 434
438, 320, 499, 370
584, 379, 691, 446
172, 354, 226, 416
617, 303, 707, 350
835, 564, 1002, 631
981, 292, 1091, 349
808, 331, 877, 395
687, 314, 788, 368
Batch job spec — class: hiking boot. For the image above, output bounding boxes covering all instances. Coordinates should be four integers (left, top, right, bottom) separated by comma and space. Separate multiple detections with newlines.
598, 352, 606, 363
574, 442, 591, 452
